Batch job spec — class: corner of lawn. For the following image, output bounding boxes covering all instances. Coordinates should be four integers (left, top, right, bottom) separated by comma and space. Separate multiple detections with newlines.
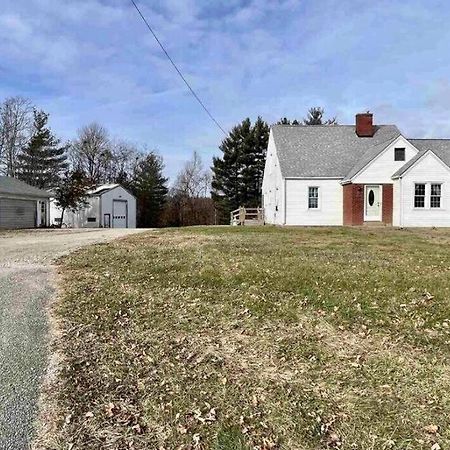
40, 226, 450, 449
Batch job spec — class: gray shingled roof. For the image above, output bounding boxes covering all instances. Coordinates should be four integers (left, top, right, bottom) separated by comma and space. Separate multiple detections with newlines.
0, 176, 51, 198
392, 139, 450, 178
272, 124, 401, 178
343, 135, 401, 181
391, 151, 427, 179
409, 139, 450, 167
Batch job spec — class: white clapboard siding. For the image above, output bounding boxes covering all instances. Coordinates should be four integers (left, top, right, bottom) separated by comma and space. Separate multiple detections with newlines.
392, 179, 401, 226
262, 131, 284, 225
285, 179, 343, 226
352, 136, 418, 184
395, 152, 450, 227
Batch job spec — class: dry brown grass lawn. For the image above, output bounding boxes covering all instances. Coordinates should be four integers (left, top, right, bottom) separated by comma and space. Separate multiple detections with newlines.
36, 226, 450, 450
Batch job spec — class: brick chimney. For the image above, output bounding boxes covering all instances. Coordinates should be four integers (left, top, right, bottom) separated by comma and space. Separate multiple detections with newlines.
355, 112, 374, 137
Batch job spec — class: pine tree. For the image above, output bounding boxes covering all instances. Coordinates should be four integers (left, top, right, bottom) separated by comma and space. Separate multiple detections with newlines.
130, 152, 168, 227
277, 108, 337, 126
211, 117, 269, 223
211, 119, 247, 222
241, 116, 269, 207
18, 109, 68, 189
303, 107, 337, 125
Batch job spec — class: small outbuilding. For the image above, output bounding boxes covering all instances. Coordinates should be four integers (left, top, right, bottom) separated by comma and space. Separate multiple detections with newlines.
50, 183, 137, 228
0, 176, 51, 229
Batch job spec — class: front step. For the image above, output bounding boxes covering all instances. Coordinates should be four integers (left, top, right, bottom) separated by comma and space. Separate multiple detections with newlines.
242, 219, 264, 226
362, 221, 390, 227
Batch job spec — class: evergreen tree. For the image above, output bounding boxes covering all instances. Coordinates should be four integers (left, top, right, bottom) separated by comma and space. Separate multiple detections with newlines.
277, 108, 337, 126
18, 109, 68, 189
277, 118, 300, 125
303, 107, 337, 125
131, 152, 168, 227
211, 117, 269, 223
242, 116, 269, 207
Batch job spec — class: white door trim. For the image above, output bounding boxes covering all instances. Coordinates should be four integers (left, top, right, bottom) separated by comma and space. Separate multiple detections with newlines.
364, 185, 382, 221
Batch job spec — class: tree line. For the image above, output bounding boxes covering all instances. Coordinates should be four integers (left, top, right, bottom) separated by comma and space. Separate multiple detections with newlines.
0, 95, 336, 227
0, 96, 214, 227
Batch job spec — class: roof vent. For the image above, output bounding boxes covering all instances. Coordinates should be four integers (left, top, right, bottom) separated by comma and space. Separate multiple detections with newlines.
356, 112, 374, 137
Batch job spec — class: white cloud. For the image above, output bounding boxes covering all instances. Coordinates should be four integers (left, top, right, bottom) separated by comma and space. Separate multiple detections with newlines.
2, 0, 450, 180
0, 13, 31, 37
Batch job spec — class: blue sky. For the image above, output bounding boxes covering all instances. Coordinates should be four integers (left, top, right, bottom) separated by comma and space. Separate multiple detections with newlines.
2, 0, 450, 180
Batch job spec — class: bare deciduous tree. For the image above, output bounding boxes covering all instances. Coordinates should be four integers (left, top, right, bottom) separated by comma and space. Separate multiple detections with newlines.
0, 96, 33, 176
174, 151, 211, 199
108, 140, 142, 185
165, 151, 214, 226
70, 123, 112, 184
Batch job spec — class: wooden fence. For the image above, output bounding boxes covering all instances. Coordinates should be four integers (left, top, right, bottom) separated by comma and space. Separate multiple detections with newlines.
230, 207, 264, 226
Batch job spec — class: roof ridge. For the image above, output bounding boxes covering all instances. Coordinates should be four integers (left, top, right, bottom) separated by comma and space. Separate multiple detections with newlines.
272, 124, 397, 128
409, 138, 450, 141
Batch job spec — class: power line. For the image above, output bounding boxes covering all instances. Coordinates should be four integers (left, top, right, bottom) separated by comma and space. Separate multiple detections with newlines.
129, 0, 227, 135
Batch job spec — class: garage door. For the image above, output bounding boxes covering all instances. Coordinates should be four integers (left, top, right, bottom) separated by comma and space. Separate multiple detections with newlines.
0, 198, 36, 229
112, 200, 128, 228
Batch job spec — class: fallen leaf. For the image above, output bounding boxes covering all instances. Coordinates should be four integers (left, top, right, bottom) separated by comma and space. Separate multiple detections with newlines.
424, 424, 438, 434
193, 433, 201, 446
105, 402, 116, 417
327, 432, 341, 448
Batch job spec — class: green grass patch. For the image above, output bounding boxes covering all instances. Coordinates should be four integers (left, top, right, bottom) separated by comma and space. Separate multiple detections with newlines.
37, 226, 450, 449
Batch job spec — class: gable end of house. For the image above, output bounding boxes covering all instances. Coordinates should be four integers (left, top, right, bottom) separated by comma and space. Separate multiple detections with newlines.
263, 112, 450, 227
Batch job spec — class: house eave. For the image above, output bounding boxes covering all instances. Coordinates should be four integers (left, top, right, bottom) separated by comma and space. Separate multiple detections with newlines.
283, 176, 343, 180
0, 192, 51, 199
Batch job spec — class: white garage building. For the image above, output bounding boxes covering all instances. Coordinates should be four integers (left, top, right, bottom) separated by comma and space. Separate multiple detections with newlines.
51, 184, 137, 228
0, 176, 50, 229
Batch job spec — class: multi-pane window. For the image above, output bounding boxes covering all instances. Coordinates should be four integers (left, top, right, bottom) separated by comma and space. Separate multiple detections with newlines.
431, 184, 442, 208
308, 187, 319, 209
394, 148, 406, 161
414, 184, 425, 208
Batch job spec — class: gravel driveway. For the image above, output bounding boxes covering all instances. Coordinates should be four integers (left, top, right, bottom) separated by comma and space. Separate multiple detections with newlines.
0, 228, 148, 449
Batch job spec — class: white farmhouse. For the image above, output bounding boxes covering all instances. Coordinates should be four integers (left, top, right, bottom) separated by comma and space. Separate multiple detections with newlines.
50, 183, 137, 228
262, 113, 450, 227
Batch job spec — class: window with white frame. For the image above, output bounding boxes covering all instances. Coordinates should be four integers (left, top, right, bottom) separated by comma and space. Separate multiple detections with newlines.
308, 186, 319, 209
431, 184, 442, 208
414, 183, 425, 208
